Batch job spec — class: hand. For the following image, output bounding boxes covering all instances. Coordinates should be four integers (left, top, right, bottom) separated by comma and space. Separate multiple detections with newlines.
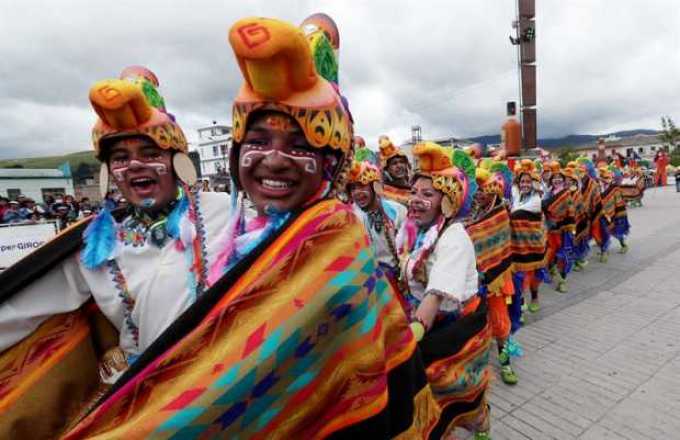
414, 292, 444, 330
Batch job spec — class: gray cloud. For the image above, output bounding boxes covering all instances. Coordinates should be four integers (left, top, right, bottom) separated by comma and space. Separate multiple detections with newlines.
1, 0, 678, 158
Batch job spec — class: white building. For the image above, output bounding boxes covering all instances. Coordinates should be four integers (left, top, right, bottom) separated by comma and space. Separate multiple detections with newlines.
190, 124, 232, 180
0, 168, 75, 202
575, 134, 668, 162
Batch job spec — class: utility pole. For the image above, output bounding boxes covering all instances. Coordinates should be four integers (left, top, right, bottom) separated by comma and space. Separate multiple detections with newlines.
509, 0, 537, 152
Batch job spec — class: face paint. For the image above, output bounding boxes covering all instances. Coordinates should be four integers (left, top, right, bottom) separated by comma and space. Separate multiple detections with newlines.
407, 198, 433, 210
111, 160, 169, 182
240, 146, 318, 174
141, 198, 157, 208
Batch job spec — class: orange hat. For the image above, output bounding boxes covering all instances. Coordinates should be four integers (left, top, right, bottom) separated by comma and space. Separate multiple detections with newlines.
89, 66, 188, 160
514, 158, 541, 182
378, 135, 409, 168
563, 161, 580, 180
229, 16, 352, 155
349, 161, 381, 185
413, 142, 477, 218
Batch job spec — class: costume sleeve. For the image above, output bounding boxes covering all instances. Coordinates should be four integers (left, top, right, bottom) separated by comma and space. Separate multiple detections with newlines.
0, 255, 92, 351
427, 223, 478, 305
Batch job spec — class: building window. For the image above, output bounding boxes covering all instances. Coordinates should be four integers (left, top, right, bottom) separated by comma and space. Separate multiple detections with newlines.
212, 146, 218, 157
41, 188, 66, 201
651, 146, 656, 151
638, 147, 644, 154
221, 144, 227, 156
7, 189, 21, 200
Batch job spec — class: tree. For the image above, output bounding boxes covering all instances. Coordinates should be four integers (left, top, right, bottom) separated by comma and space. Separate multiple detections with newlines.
660, 116, 680, 151
660, 116, 680, 166
557, 147, 579, 167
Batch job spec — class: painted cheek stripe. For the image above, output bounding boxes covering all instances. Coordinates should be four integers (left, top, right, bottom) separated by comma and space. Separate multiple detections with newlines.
240, 149, 318, 174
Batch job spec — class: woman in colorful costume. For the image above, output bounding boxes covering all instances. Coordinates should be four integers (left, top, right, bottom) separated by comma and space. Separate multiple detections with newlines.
564, 162, 590, 272
379, 135, 412, 205
542, 161, 576, 293
604, 166, 631, 253
348, 149, 407, 282
620, 164, 645, 207
465, 161, 518, 386
0, 66, 234, 437
66, 15, 441, 439
510, 160, 548, 317
575, 157, 603, 268
397, 142, 492, 440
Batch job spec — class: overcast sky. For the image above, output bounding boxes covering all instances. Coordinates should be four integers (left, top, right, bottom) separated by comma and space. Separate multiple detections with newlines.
1, 0, 678, 158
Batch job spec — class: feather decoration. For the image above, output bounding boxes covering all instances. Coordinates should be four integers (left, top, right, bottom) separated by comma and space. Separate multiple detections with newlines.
81, 206, 117, 269
491, 162, 514, 202
166, 189, 189, 240
505, 336, 524, 357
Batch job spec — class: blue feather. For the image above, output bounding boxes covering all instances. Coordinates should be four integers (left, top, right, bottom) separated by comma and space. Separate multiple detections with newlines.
81, 207, 117, 269
167, 190, 190, 239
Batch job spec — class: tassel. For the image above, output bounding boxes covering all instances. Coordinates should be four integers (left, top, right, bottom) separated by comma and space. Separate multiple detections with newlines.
506, 336, 524, 357
81, 207, 117, 269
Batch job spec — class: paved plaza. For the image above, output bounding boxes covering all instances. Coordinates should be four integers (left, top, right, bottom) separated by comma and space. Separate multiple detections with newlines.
465, 184, 680, 439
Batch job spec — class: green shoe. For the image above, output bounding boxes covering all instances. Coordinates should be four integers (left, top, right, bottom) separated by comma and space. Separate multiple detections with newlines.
549, 265, 558, 277
528, 302, 540, 313
619, 244, 629, 254
556, 280, 568, 293
474, 431, 492, 440
573, 262, 583, 272
521, 303, 528, 312
500, 364, 519, 385
519, 313, 525, 325
599, 252, 609, 263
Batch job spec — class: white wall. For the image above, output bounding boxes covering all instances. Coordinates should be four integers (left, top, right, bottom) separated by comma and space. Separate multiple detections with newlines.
0, 178, 75, 202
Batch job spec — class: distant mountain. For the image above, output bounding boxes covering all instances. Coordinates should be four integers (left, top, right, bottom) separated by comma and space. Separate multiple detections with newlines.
467, 129, 660, 150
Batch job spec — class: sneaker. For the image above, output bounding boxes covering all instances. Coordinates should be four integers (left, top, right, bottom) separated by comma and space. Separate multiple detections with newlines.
521, 303, 528, 312
556, 280, 567, 293
549, 265, 558, 277
474, 431, 492, 440
528, 302, 540, 313
619, 244, 629, 254
599, 252, 609, 263
573, 262, 583, 272
500, 364, 519, 385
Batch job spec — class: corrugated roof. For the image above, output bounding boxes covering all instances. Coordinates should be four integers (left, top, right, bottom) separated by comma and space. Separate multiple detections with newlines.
0, 168, 67, 178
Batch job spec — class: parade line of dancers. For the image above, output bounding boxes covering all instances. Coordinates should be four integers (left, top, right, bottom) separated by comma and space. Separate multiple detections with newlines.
0, 13, 644, 440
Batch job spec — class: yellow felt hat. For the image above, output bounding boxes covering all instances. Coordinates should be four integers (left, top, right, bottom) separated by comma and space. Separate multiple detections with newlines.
229, 16, 352, 155
413, 142, 477, 218
378, 135, 409, 168
89, 66, 188, 159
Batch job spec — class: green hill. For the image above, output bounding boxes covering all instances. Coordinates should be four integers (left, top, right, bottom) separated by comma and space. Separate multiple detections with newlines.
0, 151, 99, 181
0, 151, 97, 170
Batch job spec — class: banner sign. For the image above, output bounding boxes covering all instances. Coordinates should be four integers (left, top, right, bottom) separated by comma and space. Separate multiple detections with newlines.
0, 223, 58, 268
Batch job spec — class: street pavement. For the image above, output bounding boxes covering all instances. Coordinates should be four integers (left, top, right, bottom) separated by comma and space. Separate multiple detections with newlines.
460, 184, 680, 439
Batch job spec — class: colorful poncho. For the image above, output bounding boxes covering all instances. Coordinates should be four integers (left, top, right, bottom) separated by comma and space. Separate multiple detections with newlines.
1, 200, 440, 439
611, 185, 631, 240
465, 203, 514, 297
571, 187, 590, 259
620, 177, 645, 203
510, 209, 547, 273
543, 189, 576, 271
382, 183, 411, 206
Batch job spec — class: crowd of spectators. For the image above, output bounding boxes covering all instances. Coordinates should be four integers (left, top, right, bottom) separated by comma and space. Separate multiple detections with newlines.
0, 193, 127, 230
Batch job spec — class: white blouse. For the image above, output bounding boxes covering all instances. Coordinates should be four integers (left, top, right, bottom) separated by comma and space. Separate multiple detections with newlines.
404, 222, 478, 312
511, 186, 542, 214
0, 191, 232, 356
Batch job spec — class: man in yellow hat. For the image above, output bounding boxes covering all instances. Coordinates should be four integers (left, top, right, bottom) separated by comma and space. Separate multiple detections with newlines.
0, 66, 236, 437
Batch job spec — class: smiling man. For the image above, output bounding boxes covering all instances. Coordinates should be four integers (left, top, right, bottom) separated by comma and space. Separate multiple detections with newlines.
378, 135, 413, 205
347, 153, 406, 280
0, 67, 234, 436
